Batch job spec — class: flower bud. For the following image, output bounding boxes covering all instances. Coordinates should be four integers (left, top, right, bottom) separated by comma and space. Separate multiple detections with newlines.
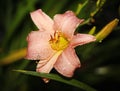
95, 18, 119, 42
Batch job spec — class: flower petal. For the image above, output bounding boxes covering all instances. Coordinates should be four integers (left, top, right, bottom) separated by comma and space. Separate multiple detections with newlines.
70, 34, 96, 48
54, 46, 80, 77
30, 9, 54, 32
36, 51, 62, 73
53, 11, 84, 39
26, 31, 55, 60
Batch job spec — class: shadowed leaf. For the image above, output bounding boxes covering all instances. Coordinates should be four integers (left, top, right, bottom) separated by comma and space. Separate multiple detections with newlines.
14, 70, 96, 91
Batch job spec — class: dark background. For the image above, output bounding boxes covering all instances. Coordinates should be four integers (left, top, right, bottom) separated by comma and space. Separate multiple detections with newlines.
0, 0, 120, 91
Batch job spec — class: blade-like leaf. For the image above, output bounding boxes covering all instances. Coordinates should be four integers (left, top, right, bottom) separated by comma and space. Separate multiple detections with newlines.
14, 70, 96, 91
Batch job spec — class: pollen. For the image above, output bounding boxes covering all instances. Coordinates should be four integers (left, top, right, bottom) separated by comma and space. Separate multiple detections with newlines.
49, 31, 69, 51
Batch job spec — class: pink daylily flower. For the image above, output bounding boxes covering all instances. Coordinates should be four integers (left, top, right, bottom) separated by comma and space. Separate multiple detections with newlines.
26, 9, 96, 82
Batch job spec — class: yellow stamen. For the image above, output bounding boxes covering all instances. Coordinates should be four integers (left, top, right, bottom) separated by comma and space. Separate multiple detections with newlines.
49, 31, 69, 51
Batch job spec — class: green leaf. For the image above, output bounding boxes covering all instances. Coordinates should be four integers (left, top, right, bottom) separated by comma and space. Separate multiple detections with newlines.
14, 70, 96, 91
3, 0, 38, 48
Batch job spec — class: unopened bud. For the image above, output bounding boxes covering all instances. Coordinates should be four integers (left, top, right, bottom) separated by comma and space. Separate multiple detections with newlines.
95, 18, 119, 42
89, 26, 96, 35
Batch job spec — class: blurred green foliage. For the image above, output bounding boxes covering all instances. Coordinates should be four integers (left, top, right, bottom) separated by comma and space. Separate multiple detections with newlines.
0, 0, 120, 91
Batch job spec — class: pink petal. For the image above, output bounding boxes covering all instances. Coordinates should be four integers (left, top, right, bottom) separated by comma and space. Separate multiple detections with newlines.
54, 46, 81, 77
30, 9, 54, 33
53, 11, 84, 39
70, 34, 96, 48
26, 31, 55, 60
36, 51, 62, 73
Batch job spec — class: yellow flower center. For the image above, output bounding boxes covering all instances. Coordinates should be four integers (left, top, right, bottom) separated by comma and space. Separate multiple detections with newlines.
49, 31, 69, 51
